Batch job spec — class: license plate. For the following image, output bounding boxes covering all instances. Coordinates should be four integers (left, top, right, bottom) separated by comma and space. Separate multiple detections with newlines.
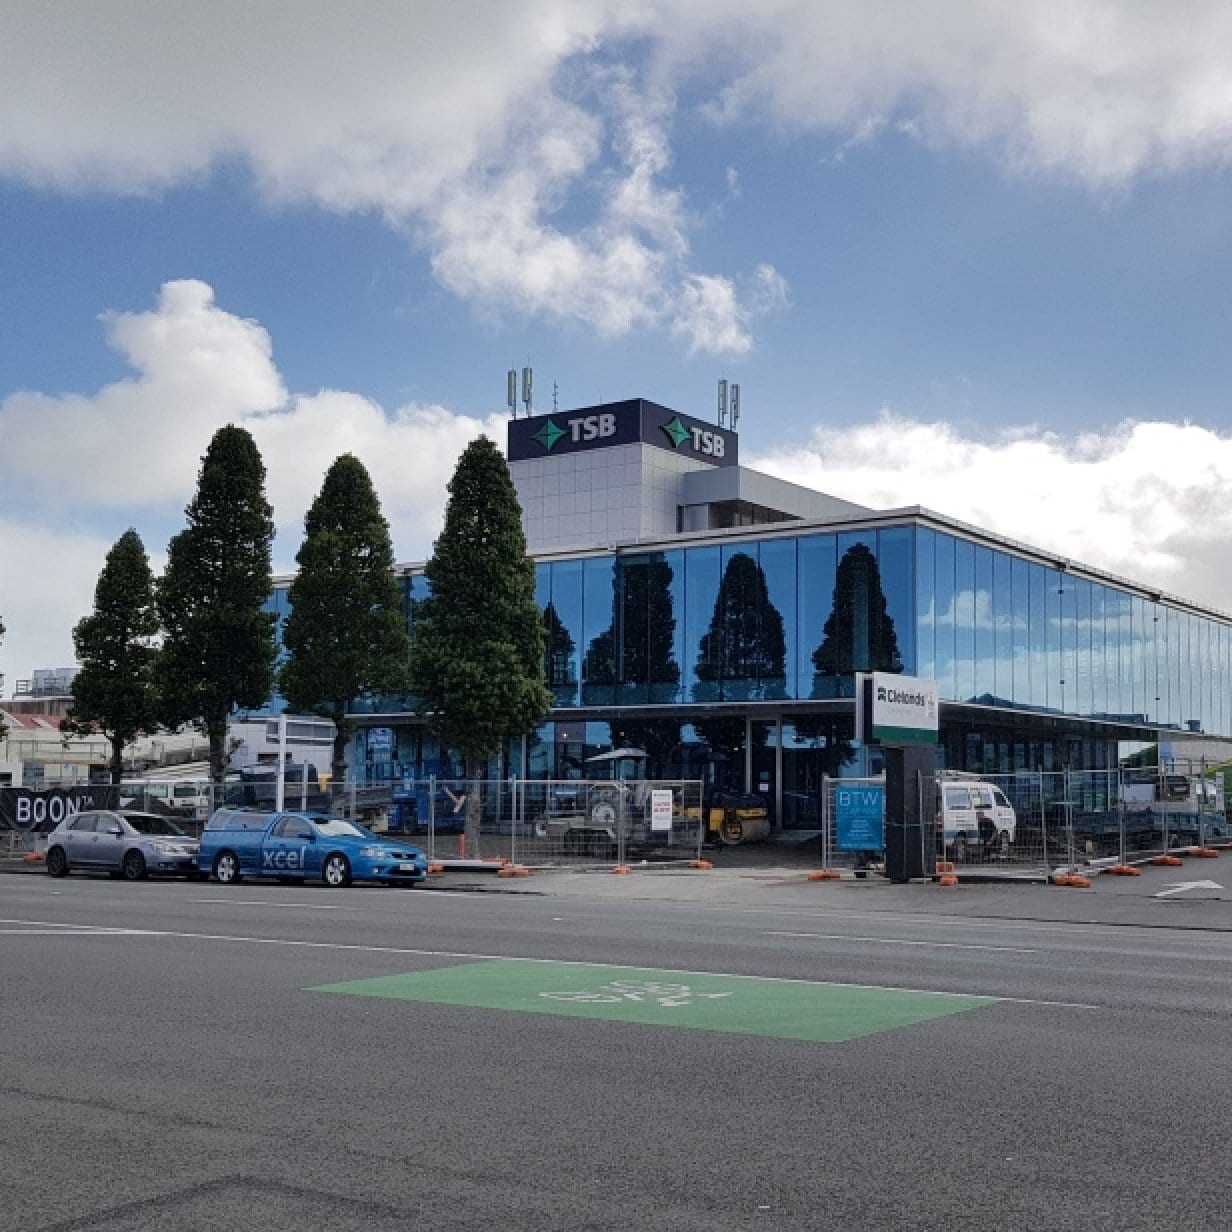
398, 863, 418, 873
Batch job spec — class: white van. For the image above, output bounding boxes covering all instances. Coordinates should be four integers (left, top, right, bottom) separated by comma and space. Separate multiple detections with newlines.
119, 780, 214, 820
936, 777, 1017, 861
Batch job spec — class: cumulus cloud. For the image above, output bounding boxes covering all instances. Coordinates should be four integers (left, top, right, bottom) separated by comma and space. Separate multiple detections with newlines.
0, 281, 494, 683
688, 0, 1232, 186
5, 4, 1230, 358
750, 412, 1232, 615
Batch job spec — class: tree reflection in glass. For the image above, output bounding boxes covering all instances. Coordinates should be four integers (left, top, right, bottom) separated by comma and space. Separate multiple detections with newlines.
693, 551, 787, 703
543, 601, 578, 705
811, 543, 903, 699
582, 552, 680, 706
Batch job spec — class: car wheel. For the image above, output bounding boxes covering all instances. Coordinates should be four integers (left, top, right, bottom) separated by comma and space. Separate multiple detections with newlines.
213, 851, 242, 884
46, 846, 69, 878
952, 833, 969, 863
322, 853, 352, 888
122, 849, 148, 881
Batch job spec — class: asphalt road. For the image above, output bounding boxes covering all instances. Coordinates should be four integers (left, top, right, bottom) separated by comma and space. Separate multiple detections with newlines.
2, 862, 1229, 1231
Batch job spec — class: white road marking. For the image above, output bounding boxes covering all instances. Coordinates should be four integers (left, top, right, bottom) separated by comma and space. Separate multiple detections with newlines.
0, 928, 123, 936
190, 898, 344, 910
1152, 880, 1223, 899
0, 915, 1098, 1009
765, 930, 1038, 954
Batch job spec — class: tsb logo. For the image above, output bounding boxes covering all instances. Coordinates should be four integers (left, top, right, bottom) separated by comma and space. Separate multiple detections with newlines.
690, 428, 725, 458
568, 413, 616, 442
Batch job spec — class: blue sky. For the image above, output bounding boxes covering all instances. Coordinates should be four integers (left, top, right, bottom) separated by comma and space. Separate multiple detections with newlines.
3, 1, 1232, 686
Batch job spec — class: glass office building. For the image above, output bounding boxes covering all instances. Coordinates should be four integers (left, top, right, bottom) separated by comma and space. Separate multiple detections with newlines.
273, 399, 1232, 831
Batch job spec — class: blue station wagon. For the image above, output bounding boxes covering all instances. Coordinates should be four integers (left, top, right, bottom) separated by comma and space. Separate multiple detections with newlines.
198, 808, 429, 888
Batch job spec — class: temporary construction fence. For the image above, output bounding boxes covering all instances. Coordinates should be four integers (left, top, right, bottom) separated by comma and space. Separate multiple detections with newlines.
0, 776, 707, 870
817, 766, 1232, 877
112, 778, 388, 835
388, 777, 707, 867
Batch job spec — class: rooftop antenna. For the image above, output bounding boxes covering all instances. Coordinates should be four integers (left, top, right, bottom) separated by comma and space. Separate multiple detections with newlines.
553, 380, 559, 413
717, 378, 728, 427
521, 366, 533, 416
506, 369, 517, 418
730, 382, 741, 428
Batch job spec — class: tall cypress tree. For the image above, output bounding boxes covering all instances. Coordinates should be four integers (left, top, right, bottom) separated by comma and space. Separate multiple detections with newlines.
409, 436, 551, 854
156, 425, 276, 783
279, 454, 411, 782
63, 530, 160, 783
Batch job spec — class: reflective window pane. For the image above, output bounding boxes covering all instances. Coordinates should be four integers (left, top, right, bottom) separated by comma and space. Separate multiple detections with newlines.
799, 535, 838, 699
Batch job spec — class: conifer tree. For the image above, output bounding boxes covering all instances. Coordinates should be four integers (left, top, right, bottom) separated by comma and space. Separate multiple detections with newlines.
409, 437, 550, 853
279, 454, 410, 783
155, 425, 276, 783
63, 530, 160, 782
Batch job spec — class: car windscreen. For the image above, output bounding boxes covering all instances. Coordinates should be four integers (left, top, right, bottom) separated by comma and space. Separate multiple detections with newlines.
124, 814, 188, 836
311, 819, 372, 839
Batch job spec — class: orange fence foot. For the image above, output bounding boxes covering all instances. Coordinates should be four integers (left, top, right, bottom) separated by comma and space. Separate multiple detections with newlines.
937, 873, 959, 887
1191, 848, 1220, 858
808, 870, 841, 881
1102, 864, 1142, 877
1151, 854, 1184, 866
498, 865, 532, 878
689, 859, 714, 870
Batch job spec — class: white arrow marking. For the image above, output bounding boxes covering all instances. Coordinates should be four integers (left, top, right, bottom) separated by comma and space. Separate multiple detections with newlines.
1153, 880, 1223, 899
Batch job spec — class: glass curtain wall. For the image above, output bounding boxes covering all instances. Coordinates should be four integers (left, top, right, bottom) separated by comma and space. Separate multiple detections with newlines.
915, 528, 1232, 735
534, 529, 916, 706
269, 519, 1232, 788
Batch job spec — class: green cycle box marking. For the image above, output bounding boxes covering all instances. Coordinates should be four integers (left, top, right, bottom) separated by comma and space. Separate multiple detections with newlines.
311, 960, 995, 1042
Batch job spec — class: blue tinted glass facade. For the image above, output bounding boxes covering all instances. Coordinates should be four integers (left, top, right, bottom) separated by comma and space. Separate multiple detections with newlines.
523, 524, 1232, 734
268, 517, 1232, 746
533, 528, 915, 707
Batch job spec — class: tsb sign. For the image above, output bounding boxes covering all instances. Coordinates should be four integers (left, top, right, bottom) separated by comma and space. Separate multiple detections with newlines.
510, 399, 737, 466
569, 413, 616, 443
661, 414, 726, 458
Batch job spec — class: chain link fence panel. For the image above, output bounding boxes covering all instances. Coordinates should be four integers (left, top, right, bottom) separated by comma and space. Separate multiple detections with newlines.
376, 777, 705, 867
816, 764, 1232, 878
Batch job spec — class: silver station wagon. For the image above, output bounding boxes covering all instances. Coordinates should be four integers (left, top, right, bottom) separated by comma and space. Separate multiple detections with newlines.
45, 810, 200, 881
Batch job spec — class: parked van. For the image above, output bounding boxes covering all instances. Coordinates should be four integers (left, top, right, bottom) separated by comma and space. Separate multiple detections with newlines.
120, 780, 214, 821
936, 774, 1017, 860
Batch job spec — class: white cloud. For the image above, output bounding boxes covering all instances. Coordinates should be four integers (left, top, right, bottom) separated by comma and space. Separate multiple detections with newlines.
7, 4, 1230, 358
688, 0, 1232, 186
1, 281, 286, 508
750, 411, 1232, 615
0, 522, 117, 693
0, 281, 494, 683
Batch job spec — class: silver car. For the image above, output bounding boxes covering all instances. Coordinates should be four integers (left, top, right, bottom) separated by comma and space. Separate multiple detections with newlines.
45, 810, 200, 881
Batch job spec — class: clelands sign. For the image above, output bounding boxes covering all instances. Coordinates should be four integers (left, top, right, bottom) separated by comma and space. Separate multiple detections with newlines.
0, 786, 120, 829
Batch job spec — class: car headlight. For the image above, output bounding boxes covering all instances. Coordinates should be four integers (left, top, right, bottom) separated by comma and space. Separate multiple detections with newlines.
359, 846, 391, 859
